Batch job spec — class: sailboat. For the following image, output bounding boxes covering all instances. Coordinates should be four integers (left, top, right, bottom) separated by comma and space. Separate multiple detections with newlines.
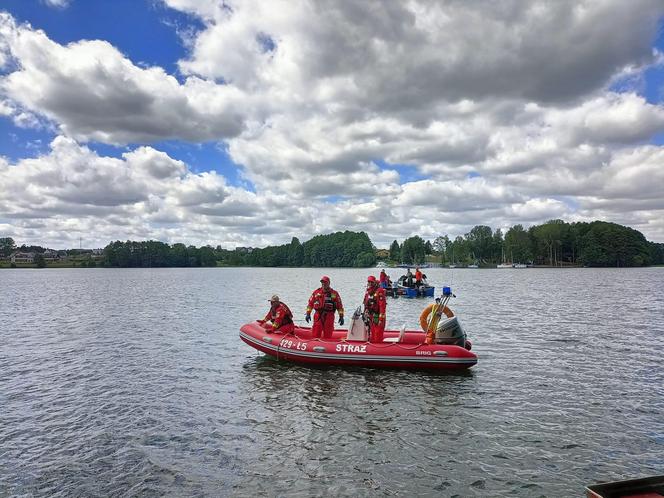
467, 252, 479, 268
497, 247, 513, 268
448, 248, 457, 268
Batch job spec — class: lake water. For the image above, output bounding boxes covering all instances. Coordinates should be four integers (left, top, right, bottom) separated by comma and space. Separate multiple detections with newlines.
1, 267, 663, 497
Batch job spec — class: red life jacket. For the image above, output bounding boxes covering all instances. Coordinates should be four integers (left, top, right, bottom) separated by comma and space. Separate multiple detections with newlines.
266, 302, 293, 326
276, 302, 293, 324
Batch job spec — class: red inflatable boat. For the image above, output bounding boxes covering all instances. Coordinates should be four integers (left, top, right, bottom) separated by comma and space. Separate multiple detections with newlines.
239, 321, 477, 370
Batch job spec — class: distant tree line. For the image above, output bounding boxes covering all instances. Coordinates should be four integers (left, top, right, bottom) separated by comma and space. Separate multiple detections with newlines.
103, 231, 375, 268
2, 232, 376, 268
0, 238, 102, 258
1, 238, 56, 257
3, 221, 664, 269
215, 231, 376, 267
103, 240, 217, 267
385, 220, 663, 267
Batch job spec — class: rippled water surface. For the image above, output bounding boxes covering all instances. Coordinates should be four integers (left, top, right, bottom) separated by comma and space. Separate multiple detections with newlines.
1, 267, 663, 497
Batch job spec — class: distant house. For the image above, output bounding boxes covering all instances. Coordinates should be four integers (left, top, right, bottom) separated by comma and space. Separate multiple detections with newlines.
10, 251, 35, 263
43, 249, 59, 261
235, 247, 254, 254
375, 249, 390, 259
92, 248, 104, 255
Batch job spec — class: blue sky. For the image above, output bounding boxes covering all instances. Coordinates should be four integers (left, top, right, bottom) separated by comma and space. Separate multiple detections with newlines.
1, 1, 664, 247
2, 0, 193, 74
0, 0, 247, 183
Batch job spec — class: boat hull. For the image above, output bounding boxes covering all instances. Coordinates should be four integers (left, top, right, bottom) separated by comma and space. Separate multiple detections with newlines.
239, 322, 477, 370
397, 285, 435, 298
585, 475, 664, 497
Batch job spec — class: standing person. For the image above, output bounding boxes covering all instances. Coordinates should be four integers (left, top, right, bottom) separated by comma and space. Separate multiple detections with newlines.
363, 275, 387, 343
259, 295, 295, 334
379, 269, 389, 288
305, 276, 344, 339
415, 267, 423, 285
405, 268, 414, 287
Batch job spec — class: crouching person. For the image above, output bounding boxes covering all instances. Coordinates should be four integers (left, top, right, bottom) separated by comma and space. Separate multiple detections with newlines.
259, 295, 295, 334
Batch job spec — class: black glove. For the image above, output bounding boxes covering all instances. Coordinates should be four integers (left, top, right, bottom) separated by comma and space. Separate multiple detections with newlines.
305, 313, 311, 323
338, 316, 344, 326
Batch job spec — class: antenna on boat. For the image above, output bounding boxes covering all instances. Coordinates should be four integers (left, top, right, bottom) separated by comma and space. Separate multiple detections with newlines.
437, 285, 455, 309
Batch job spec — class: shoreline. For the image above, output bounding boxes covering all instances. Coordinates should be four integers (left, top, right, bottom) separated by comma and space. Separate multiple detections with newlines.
2, 263, 662, 270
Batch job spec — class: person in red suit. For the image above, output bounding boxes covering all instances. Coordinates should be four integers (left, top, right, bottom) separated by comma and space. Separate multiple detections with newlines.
259, 295, 295, 334
305, 276, 344, 339
363, 275, 387, 343
379, 269, 389, 288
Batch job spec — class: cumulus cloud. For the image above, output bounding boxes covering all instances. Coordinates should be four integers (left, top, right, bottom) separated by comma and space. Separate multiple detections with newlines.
0, 137, 265, 246
169, 0, 662, 105
2, 2, 664, 245
0, 13, 246, 143
394, 178, 521, 210
0, 136, 400, 247
0, 99, 12, 116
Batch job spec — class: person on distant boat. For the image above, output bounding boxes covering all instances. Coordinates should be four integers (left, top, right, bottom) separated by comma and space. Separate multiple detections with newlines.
364, 275, 387, 343
415, 267, 423, 285
305, 276, 344, 339
405, 268, 414, 287
259, 295, 295, 334
379, 269, 389, 288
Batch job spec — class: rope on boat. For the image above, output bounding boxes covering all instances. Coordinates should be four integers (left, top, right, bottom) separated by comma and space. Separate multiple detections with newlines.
270, 326, 427, 351
295, 334, 427, 350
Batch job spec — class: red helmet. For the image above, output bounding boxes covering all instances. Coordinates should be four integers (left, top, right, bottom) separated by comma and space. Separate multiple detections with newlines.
367, 275, 377, 283
320, 276, 330, 284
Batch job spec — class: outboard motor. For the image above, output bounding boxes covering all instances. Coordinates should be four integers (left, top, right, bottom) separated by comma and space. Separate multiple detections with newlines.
434, 316, 467, 347
431, 286, 470, 349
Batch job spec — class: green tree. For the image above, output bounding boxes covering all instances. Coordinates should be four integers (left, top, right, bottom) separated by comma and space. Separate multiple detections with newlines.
171, 243, 188, 266
492, 229, 504, 263
389, 240, 400, 261
530, 220, 567, 265
650, 242, 664, 265
433, 235, 450, 263
401, 236, 426, 264
465, 225, 493, 263
34, 253, 46, 268
0, 237, 15, 258
449, 236, 469, 263
578, 221, 651, 267
199, 246, 217, 267
504, 224, 533, 264
353, 251, 376, 267
287, 237, 304, 266
302, 231, 375, 267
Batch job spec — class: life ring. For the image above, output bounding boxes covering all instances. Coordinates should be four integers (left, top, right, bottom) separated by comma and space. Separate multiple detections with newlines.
419, 303, 454, 332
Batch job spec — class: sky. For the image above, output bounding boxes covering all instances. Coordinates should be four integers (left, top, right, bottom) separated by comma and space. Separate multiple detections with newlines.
1, 0, 664, 249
